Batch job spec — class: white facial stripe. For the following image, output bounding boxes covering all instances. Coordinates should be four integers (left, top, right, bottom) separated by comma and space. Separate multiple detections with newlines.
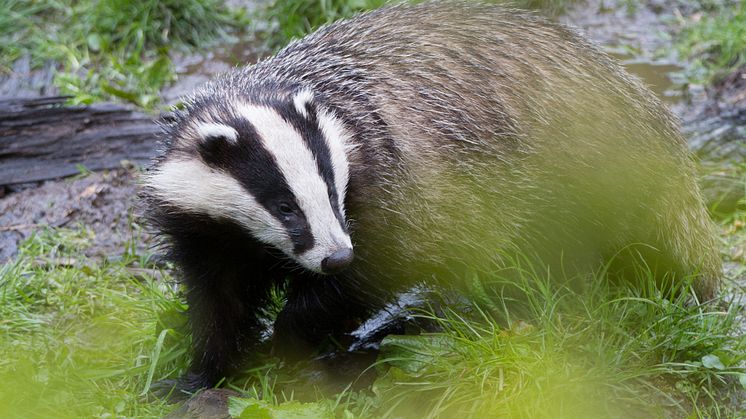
145, 159, 292, 250
317, 110, 352, 217
293, 89, 314, 118
236, 103, 351, 272
195, 122, 239, 145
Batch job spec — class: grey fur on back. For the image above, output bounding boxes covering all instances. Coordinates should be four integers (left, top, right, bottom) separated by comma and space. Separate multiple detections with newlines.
177, 1, 720, 298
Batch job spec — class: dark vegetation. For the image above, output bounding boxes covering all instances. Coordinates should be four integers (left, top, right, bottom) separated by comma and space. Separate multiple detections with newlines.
262, 0, 578, 48
674, 0, 746, 84
0, 0, 247, 108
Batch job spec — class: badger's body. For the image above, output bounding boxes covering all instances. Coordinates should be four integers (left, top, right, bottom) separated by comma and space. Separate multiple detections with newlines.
143, 2, 720, 391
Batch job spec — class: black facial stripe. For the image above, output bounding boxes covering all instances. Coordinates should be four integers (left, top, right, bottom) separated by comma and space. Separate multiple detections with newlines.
198, 117, 315, 254
276, 101, 348, 232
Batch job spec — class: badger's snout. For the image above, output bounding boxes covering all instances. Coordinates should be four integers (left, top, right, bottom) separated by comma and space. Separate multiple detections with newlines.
321, 247, 354, 274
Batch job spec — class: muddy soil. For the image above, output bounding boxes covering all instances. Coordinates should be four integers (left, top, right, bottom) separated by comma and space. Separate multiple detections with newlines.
0, 167, 148, 262
0, 55, 58, 98
162, 32, 267, 105
681, 65, 746, 164
562, 0, 677, 57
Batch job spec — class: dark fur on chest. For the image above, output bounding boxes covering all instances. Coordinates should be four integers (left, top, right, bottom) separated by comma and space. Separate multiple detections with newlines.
147, 206, 377, 393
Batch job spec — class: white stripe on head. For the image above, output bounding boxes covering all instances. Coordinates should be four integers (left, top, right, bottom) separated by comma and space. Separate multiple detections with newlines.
195, 122, 239, 145
145, 159, 292, 249
236, 102, 352, 272
293, 89, 314, 118
317, 109, 353, 217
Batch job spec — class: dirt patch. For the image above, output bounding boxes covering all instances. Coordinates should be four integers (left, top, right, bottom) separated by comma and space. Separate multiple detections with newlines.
0, 167, 151, 262
679, 65, 746, 164
0, 55, 58, 98
564, 0, 745, 166
163, 389, 240, 419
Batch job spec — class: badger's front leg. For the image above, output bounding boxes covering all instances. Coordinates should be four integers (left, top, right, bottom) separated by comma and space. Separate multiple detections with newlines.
182, 269, 270, 390
158, 223, 278, 397
272, 275, 374, 360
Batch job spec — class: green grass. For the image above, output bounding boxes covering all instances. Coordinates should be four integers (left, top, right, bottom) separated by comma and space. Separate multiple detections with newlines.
1, 215, 743, 418
363, 266, 746, 417
261, 0, 390, 49
0, 0, 247, 109
260, 0, 580, 49
674, 1, 746, 84
0, 228, 189, 418
0, 0, 582, 108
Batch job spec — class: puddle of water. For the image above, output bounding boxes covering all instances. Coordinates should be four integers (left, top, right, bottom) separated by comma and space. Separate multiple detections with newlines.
611, 53, 684, 104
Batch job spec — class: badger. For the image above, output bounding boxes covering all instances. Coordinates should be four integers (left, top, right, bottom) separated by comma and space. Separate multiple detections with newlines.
142, 2, 721, 392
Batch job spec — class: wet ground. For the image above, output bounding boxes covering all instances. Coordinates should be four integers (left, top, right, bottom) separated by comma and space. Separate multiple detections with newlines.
0, 167, 145, 262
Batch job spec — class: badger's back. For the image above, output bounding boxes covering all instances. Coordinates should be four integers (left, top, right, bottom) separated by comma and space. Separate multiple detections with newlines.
189, 2, 720, 297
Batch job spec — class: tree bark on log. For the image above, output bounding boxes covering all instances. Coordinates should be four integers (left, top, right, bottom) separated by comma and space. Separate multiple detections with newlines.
0, 96, 159, 186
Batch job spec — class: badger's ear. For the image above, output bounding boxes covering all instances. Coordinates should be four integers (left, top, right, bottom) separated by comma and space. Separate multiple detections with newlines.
160, 110, 181, 125
293, 88, 315, 118
195, 122, 239, 146
160, 111, 179, 125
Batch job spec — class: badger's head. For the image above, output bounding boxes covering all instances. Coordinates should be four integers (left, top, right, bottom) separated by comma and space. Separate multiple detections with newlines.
145, 88, 355, 274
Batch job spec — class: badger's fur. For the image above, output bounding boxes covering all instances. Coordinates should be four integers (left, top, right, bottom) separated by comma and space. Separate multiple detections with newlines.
143, 2, 721, 391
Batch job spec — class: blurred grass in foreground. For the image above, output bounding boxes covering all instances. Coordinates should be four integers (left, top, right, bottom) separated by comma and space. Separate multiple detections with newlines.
365, 262, 745, 417
0, 215, 744, 417
0, 228, 188, 418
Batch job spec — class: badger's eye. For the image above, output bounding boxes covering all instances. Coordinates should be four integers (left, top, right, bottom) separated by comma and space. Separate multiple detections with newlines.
278, 203, 294, 216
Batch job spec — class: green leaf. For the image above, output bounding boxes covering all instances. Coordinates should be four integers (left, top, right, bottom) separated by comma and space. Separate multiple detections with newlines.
228, 397, 332, 419
701, 354, 725, 370
101, 83, 139, 103
87, 33, 102, 52
378, 334, 454, 375
739, 373, 746, 390
75, 164, 92, 177
145, 55, 173, 84
140, 328, 169, 396
228, 398, 272, 419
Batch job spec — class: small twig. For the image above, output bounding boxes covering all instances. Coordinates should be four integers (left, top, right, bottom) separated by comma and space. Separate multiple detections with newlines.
0, 223, 45, 232
126, 267, 165, 281
31, 257, 166, 281
34, 257, 78, 267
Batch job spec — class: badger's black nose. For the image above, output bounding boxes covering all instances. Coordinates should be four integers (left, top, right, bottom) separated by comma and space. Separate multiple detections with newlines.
321, 248, 354, 274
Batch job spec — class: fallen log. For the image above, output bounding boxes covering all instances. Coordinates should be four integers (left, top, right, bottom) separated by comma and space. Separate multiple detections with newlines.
0, 96, 159, 186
